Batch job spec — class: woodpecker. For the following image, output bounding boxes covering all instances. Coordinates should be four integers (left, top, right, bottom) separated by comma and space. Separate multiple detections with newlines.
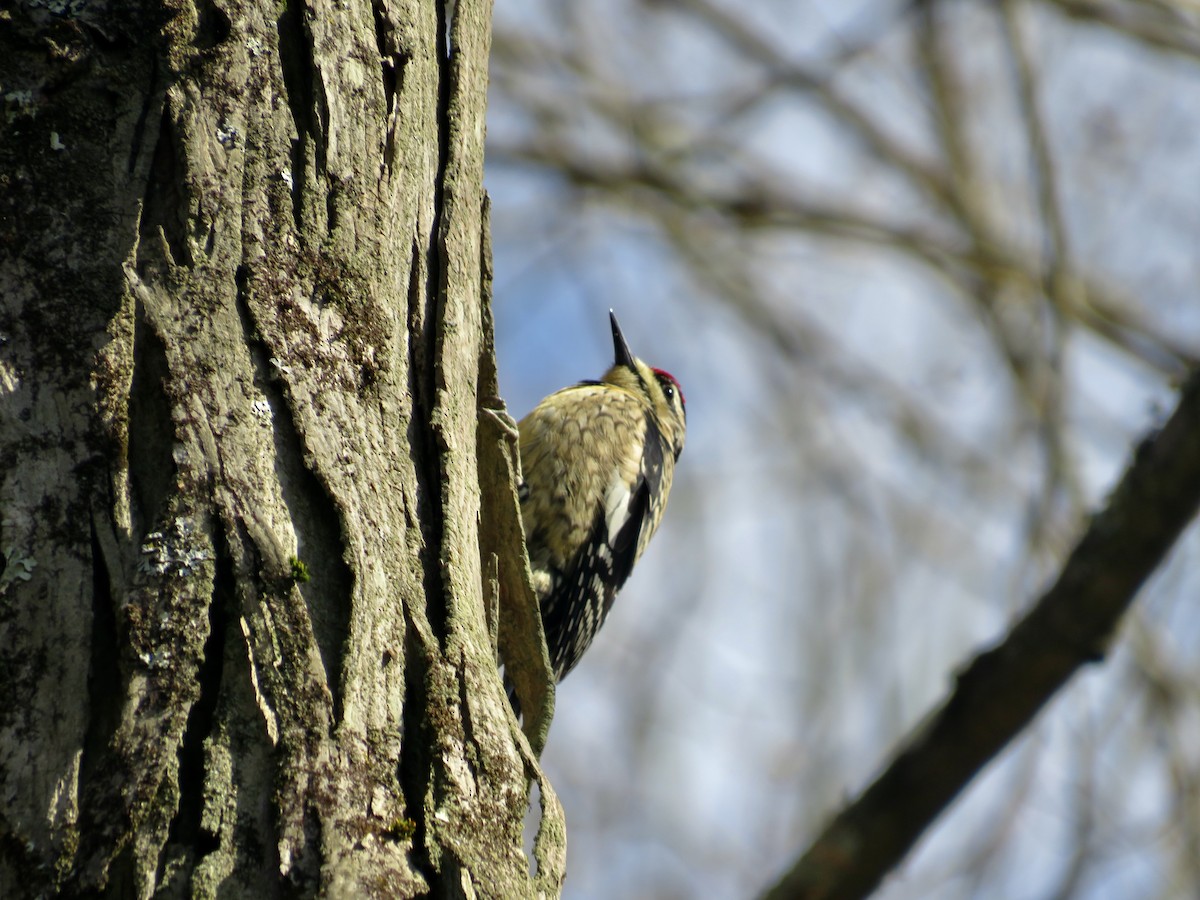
517, 311, 686, 684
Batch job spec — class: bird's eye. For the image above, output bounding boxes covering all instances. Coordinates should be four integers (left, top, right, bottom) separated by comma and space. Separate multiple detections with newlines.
652, 369, 685, 408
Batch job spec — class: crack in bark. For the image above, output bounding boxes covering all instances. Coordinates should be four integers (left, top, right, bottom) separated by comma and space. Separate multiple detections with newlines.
194, 0, 232, 52
159, 524, 229, 881
79, 518, 124, 820
277, 0, 319, 230
372, 0, 409, 180
278, 0, 333, 237
233, 264, 353, 722
397, 629, 437, 887
225, 517, 324, 893
371, 0, 398, 117
137, 106, 190, 271
412, 0, 462, 651
126, 57, 161, 177
407, 236, 449, 640
127, 299, 177, 537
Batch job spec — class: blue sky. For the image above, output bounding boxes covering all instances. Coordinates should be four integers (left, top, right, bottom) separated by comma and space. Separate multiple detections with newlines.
484, 2, 1200, 896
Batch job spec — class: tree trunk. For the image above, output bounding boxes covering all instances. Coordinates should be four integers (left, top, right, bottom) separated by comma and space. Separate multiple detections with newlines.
0, 0, 562, 895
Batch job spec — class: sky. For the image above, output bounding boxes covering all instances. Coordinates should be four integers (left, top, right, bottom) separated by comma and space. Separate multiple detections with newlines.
484, 2, 1200, 896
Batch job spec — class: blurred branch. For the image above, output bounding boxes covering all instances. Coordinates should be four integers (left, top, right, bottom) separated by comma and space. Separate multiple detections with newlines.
996, 0, 1082, 557
916, 0, 984, 227
1001, 0, 1072, 294
1043, 0, 1200, 62
1128, 621, 1200, 891
491, 134, 1198, 381
493, 1, 1199, 392
762, 368, 1200, 900
666, 0, 956, 211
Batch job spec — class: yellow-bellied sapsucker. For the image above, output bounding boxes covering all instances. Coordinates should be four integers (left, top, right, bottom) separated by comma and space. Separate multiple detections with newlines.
518, 311, 686, 683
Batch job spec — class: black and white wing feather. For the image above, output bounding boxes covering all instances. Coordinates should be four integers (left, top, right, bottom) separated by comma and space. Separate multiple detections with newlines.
541, 418, 667, 681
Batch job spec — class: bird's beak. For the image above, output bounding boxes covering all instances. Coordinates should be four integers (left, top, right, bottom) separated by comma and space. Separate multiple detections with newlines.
610, 310, 636, 369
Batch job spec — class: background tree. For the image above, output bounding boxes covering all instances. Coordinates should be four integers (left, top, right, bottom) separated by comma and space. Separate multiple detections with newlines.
487, 0, 1200, 897
0, 0, 562, 896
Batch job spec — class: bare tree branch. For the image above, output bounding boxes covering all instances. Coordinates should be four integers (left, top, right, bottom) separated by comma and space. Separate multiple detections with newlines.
1043, 0, 1200, 61
763, 368, 1200, 900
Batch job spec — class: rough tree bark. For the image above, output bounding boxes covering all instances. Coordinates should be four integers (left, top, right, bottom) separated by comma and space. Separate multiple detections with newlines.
0, 0, 562, 896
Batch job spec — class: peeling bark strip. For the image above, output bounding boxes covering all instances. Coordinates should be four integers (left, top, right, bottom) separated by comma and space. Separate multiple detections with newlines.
0, 0, 561, 897
765, 369, 1200, 900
